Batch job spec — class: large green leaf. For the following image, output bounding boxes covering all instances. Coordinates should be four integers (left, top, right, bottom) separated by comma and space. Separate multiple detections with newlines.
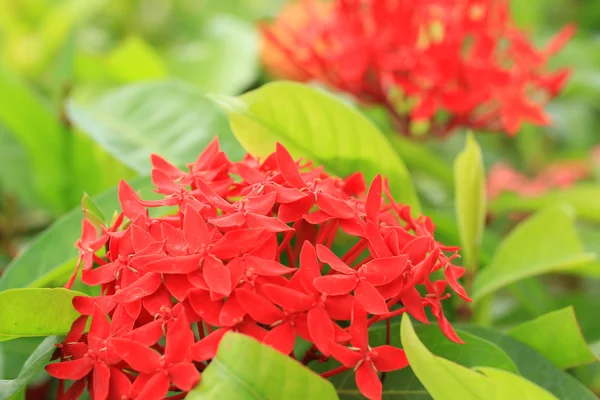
0, 63, 67, 213
0, 288, 84, 339
475, 368, 557, 400
401, 315, 496, 400
212, 81, 420, 211
67, 80, 245, 174
166, 15, 258, 95
460, 325, 598, 400
314, 321, 516, 399
453, 134, 486, 270
402, 317, 562, 400
472, 205, 596, 301
490, 185, 600, 223
186, 332, 338, 400
0, 176, 152, 291
509, 307, 597, 369
0, 336, 58, 400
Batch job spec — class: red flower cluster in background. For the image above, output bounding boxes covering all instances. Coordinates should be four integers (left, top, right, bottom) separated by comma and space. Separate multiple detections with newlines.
47, 139, 469, 400
261, 0, 575, 136
487, 159, 590, 200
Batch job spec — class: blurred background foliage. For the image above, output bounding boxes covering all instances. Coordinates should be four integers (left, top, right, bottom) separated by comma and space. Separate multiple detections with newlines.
1, 0, 600, 395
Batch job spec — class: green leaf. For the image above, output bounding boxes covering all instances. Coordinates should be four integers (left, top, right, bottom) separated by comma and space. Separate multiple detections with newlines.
81, 193, 107, 227
166, 15, 259, 95
414, 325, 518, 374
490, 184, 600, 223
0, 336, 59, 400
0, 176, 152, 291
453, 134, 486, 270
400, 315, 496, 400
186, 332, 338, 400
0, 288, 85, 339
475, 368, 557, 400
107, 36, 167, 83
212, 81, 420, 211
460, 325, 598, 400
0, 63, 68, 213
67, 80, 245, 174
508, 307, 597, 369
472, 205, 596, 301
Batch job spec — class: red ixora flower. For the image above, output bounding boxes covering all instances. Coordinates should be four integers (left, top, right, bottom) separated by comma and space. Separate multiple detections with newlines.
261, 0, 575, 136
48, 138, 469, 400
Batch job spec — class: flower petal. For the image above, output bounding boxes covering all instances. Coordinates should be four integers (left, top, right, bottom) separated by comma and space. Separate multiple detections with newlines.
354, 280, 389, 315
113, 273, 162, 303
169, 362, 200, 391
401, 286, 429, 324
355, 362, 382, 400
359, 255, 408, 286
236, 288, 284, 325
46, 358, 94, 380
349, 302, 369, 350
313, 275, 356, 295
307, 305, 334, 356
244, 255, 296, 276
191, 328, 229, 361
371, 345, 409, 372
92, 362, 110, 400
262, 284, 314, 312
110, 338, 161, 374
329, 342, 362, 368
203, 256, 232, 296
263, 322, 296, 355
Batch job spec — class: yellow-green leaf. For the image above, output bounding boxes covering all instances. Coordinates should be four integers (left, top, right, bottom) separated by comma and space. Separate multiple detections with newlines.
454, 133, 486, 270
0, 288, 86, 339
186, 332, 338, 400
400, 314, 495, 400
476, 368, 558, 400
472, 205, 596, 301
211, 81, 420, 211
509, 307, 597, 369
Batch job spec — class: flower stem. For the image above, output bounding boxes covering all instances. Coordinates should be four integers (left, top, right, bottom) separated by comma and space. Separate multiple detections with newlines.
320, 365, 349, 378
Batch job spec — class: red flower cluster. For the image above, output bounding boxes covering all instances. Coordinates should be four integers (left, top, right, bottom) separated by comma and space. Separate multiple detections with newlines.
261, 0, 575, 136
47, 139, 469, 400
487, 159, 590, 200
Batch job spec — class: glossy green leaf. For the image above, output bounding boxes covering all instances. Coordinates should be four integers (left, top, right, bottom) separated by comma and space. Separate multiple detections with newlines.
414, 325, 518, 374
454, 133, 486, 270
0, 176, 152, 291
0, 64, 68, 213
68, 80, 244, 174
472, 205, 596, 301
0, 289, 85, 339
490, 184, 600, 223
475, 368, 557, 400
107, 36, 167, 83
186, 332, 338, 400
166, 15, 258, 95
509, 307, 597, 369
460, 325, 598, 400
212, 81, 420, 210
400, 315, 496, 400
0, 336, 58, 400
